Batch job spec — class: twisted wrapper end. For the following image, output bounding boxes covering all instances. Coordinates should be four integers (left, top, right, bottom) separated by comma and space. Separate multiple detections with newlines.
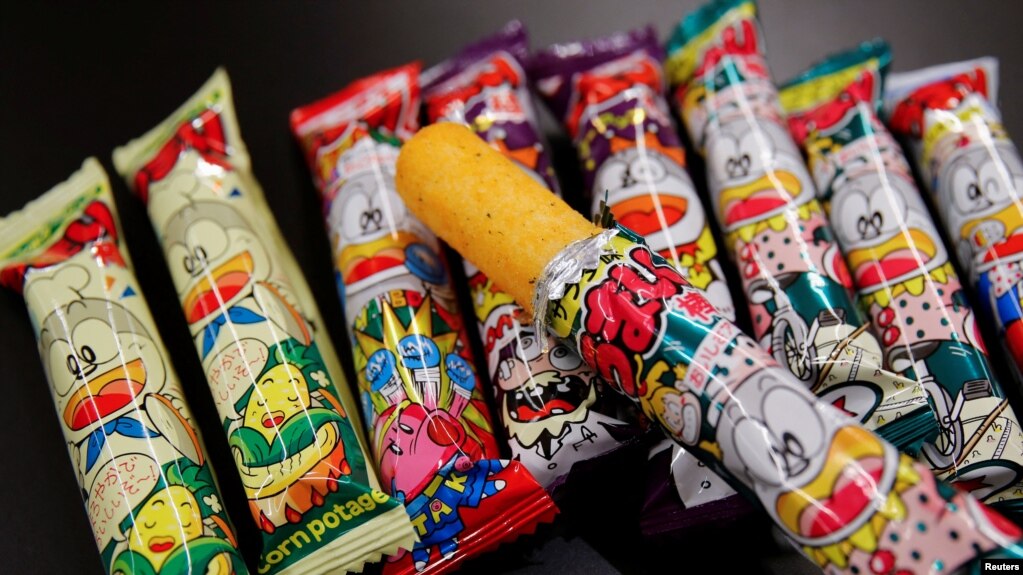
532, 228, 620, 350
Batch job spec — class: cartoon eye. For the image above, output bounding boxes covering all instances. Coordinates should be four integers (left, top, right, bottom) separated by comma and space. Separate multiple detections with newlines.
950, 162, 990, 214
143, 520, 157, 529
70, 319, 120, 369
627, 153, 668, 185
595, 156, 629, 195
398, 422, 414, 434
287, 395, 299, 402
833, 189, 871, 244
548, 344, 583, 372
738, 125, 777, 175
388, 440, 404, 455
184, 220, 229, 265
731, 386, 825, 486
869, 183, 907, 236
978, 154, 1017, 207
339, 182, 373, 241
515, 333, 542, 363
707, 133, 739, 185
376, 187, 409, 232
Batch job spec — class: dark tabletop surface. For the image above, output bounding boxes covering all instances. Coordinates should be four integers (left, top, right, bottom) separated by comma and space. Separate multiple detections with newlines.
3, 1, 1023, 573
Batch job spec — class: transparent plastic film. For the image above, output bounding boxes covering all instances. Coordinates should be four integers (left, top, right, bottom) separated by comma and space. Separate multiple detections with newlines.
885, 58, 1023, 390
422, 22, 639, 493
782, 41, 1023, 519
291, 63, 557, 575
542, 226, 1023, 574
112, 69, 416, 575
665, 0, 935, 451
0, 159, 248, 575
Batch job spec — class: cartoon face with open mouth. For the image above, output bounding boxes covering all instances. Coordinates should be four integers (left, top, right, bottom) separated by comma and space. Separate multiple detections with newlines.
330, 158, 441, 289
495, 328, 596, 450
40, 298, 166, 441
716, 372, 901, 549
939, 141, 1023, 268
833, 172, 948, 291
592, 147, 703, 257
706, 117, 815, 230
162, 200, 271, 333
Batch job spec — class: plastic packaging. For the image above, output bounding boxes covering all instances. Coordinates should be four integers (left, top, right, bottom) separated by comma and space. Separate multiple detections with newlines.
782, 40, 1023, 517
291, 63, 557, 574
112, 69, 417, 575
530, 25, 746, 531
0, 159, 248, 574
422, 22, 638, 494
885, 58, 1023, 388
393, 122, 1023, 575
665, 0, 934, 450
530, 26, 735, 321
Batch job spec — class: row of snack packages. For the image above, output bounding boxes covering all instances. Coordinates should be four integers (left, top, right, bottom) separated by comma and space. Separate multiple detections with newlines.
5, 0, 1023, 573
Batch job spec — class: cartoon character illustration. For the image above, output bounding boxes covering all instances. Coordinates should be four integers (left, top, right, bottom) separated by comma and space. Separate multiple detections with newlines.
110, 460, 244, 575
492, 324, 610, 465
402, 457, 506, 571
227, 340, 351, 533
355, 291, 508, 571
328, 144, 446, 292
160, 198, 312, 361
939, 141, 1023, 337
38, 294, 202, 485
715, 371, 913, 569
594, 145, 732, 316
706, 114, 816, 231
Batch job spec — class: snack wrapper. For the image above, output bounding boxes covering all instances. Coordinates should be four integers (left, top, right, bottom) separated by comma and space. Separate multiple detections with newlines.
112, 69, 417, 575
290, 63, 557, 574
0, 159, 248, 574
666, 0, 934, 450
782, 41, 1023, 517
884, 58, 1023, 386
537, 224, 1023, 574
423, 22, 638, 493
529, 25, 745, 530
530, 26, 736, 321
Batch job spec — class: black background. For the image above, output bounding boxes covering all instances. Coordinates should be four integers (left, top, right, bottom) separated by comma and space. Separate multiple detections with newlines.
3, 2, 1023, 574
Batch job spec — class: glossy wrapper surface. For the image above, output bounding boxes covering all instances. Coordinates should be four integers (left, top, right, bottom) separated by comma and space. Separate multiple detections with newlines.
783, 42, 1023, 518
423, 22, 638, 493
112, 69, 417, 575
291, 63, 557, 575
885, 59, 1023, 393
666, 0, 934, 450
529, 24, 746, 530
0, 159, 248, 575
542, 227, 1023, 574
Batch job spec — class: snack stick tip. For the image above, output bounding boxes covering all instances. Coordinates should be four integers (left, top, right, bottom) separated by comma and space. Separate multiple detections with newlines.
396, 123, 600, 314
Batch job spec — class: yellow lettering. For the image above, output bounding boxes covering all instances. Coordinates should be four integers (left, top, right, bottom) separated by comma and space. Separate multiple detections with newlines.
423, 475, 445, 498
390, 290, 407, 308
358, 493, 376, 511
443, 472, 467, 493
308, 519, 325, 542
323, 510, 341, 528
430, 500, 453, 524
290, 531, 310, 550
346, 500, 364, 517
279, 537, 291, 556
410, 512, 429, 536
371, 489, 389, 504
